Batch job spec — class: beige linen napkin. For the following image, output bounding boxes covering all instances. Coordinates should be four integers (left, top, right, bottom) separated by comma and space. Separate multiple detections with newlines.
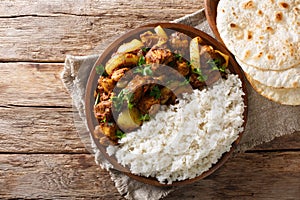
61, 9, 300, 200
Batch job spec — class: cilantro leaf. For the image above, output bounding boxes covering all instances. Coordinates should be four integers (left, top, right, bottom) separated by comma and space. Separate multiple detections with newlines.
174, 53, 183, 62
142, 47, 151, 53
207, 59, 226, 73
197, 74, 208, 82
127, 101, 135, 110
100, 116, 106, 123
179, 78, 190, 86
140, 114, 150, 121
192, 68, 208, 82
116, 130, 126, 139
111, 89, 134, 112
134, 65, 153, 76
150, 85, 161, 100
138, 56, 146, 66
95, 65, 107, 76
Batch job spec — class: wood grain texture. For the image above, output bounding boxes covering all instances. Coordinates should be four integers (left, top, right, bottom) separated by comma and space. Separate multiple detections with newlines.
0, 63, 69, 107
0, 154, 121, 199
0, 106, 87, 153
0, 152, 299, 199
0, 0, 203, 62
1, 0, 299, 199
166, 151, 300, 200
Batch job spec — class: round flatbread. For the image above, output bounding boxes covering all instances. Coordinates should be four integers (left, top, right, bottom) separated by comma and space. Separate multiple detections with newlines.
217, 0, 300, 71
236, 57, 300, 88
245, 73, 300, 105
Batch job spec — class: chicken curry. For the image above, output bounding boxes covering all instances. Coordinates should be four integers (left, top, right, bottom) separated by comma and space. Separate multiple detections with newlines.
93, 26, 229, 145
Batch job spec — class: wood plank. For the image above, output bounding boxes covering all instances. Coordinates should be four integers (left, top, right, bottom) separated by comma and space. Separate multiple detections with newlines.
0, 154, 121, 199
0, 106, 87, 153
0, 0, 203, 17
0, 152, 299, 199
0, 0, 202, 62
0, 63, 70, 107
251, 131, 300, 151
166, 152, 300, 200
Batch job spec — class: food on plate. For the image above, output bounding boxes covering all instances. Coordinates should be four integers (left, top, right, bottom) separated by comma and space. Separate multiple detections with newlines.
107, 74, 244, 184
93, 26, 231, 143
93, 25, 245, 184
216, 0, 300, 105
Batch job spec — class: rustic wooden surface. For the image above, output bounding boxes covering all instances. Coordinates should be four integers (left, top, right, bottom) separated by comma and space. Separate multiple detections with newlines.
0, 0, 299, 199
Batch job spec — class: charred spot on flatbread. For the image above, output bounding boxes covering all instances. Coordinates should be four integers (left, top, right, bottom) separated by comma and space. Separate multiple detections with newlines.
278, 2, 289, 9
275, 11, 283, 22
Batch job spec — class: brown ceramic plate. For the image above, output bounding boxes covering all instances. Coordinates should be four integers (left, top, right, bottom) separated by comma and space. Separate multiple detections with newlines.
85, 23, 248, 187
204, 0, 223, 43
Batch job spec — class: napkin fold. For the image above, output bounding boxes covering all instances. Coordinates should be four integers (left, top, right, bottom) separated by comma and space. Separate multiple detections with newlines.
61, 9, 300, 200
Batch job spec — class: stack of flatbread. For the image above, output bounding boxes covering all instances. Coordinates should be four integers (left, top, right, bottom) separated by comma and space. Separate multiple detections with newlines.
216, 0, 300, 105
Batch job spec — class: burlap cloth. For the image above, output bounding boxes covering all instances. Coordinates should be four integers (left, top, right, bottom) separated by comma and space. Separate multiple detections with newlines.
61, 9, 300, 200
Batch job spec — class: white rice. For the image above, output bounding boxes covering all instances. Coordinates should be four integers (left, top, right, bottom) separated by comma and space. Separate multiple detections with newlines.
107, 74, 245, 184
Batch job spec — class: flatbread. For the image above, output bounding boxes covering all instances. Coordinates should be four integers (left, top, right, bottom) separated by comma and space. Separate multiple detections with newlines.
236, 57, 300, 88
217, 0, 300, 71
245, 73, 300, 105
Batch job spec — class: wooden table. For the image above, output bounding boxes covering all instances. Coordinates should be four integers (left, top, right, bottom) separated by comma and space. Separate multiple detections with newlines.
1, 0, 299, 199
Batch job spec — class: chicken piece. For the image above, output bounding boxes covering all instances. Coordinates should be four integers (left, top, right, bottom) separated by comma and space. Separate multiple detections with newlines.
176, 61, 190, 76
100, 92, 112, 102
200, 45, 228, 73
137, 96, 160, 114
140, 31, 160, 47
200, 45, 215, 70
189, 73, 206, 90
99, 77, 115, 93
160, 87, 173, 104
94, 100, 113, 122
99, 136, 114, 146
115, 69, 135, 88
169, 32, 189, 56
111, 67, 130, 82
95, 86, 112, 102
145, 48, 174, 64
95, 86, 105, 98
125, 75, 152, 103
203, 70, 222, 86
94, 123, 118, 142
149, 104, 160, 116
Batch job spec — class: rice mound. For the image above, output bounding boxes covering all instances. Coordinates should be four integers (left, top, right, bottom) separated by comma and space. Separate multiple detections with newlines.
107, 74, 245, 184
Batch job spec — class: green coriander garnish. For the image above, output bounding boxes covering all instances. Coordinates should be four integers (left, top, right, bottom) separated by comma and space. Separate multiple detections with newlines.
193, 68, 208, 82
142, 47, 151, 53
150, 85, 161, 100
174, 53, 183, 62
111, 89, 134, 112
134, 65, 153, 76
95, 64, 107, 76
138, 56, 146, 66
116, 130, 126, 139
140, 113, 150, 121
100, 116, 106, 123
179, 78, 190, 86
208, 58, 226, 73
127, 101, 135, 110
